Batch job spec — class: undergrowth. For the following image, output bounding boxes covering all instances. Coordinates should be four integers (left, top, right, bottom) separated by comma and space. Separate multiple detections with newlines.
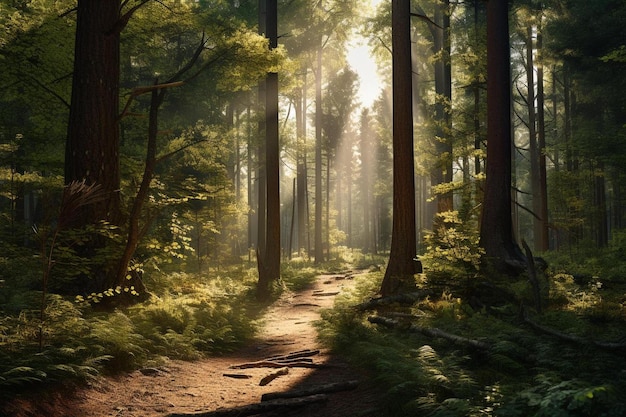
0, 250, 364, 405
318, 248, 626, 417
0, 262, 261, 403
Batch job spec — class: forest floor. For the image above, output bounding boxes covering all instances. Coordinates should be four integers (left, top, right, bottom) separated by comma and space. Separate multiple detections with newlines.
6, 271, 383, 417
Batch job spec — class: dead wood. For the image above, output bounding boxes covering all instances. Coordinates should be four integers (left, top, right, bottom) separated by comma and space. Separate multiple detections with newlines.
313, 291, 340, 297
230, 349, 323, 370
368, 316, 491, 351
165, 394, 328, 417
355, 290, 435, 311
261, 380, 360, 401
522, 309, 626, 353
222, 373, 251, 379
259, 367, 289, 386
229, 360, 326, 369
265, 349, 320, 362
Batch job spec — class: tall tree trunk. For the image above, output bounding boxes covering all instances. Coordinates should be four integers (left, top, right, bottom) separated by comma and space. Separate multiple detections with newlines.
360, 110, 373, 253
432, 0, 453, 214
247, 104, 254, 256
381, 0, 417, 296
479, 0, 523, 271
535, 26, 549, 251
525, 25, 541, 251
295, 77, 307, 256
256, 0, 267, 263
473, 0, 483, 178
314, 45, 324, 263
65, 0, 122, 226
257, 0, 280, 300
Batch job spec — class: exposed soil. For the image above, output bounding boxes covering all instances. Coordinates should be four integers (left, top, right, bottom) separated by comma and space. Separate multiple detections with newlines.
3, 271, 383, 417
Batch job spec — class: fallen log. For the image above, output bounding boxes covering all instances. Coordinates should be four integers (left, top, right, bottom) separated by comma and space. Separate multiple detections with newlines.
355, 290, 434, 311
522, 309, 626, 354
261, 380, 359, 401
368, 316, 491, 351
313, 291, 340, 297
165, 394, 328, 417
259, 367, 289, 386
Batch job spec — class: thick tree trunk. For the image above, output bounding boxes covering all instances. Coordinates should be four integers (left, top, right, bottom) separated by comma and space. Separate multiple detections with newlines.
479, 0, 524, 272
380, 0, 417, 296
65, 0, 121, 226
257, 0, 280, 300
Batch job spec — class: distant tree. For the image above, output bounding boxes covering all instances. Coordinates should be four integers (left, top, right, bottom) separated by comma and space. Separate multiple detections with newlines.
321, 67, 358, 252
380, 0, 417, 296
359, 109, 375, 253
546, 0, 626, 248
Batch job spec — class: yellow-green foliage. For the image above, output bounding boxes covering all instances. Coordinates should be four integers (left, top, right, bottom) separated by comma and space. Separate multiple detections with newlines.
0, 268, 260, 398
421, 211, 484, 279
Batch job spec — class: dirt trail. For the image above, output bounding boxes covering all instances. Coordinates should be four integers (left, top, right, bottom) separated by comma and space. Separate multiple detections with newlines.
6, 271, 381, 417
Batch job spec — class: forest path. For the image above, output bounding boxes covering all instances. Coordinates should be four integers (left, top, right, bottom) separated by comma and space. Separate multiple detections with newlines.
39, 270, 381, 417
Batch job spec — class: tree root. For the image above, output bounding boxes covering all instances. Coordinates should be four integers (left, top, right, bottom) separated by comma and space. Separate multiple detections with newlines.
261, 380, 359, 401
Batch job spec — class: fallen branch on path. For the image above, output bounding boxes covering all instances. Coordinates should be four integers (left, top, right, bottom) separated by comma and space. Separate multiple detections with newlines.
259, 367, 289, 386
265, 349, 320, 362
222, 373, 251, 379
230, 349, 325, 369
165, 394, 328, 417
229, 360, 326, 369
313, 291, 340, 297
261, 380, 359, 401
368, 316, 491, 351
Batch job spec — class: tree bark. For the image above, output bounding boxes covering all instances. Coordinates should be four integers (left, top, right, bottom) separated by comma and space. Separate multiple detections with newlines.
65, 0, 122, 226
380, 0, 417, 296
479, 0, 524, 272
257, 0, 280, 300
